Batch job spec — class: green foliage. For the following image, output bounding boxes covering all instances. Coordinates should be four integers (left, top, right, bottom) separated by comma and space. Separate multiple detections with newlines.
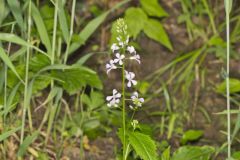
119, 0, 172, 50
140, 0, 168, 18
172, 146, 215, 160
124, 8, 147, 39
143, 19, 172, 51
216, 78, 240, 94
17, 131, 39, 157
128, 132, 157, 160
0, 126, 21, 141
52, 66, 102, 94
31, 2, 52, 54
181, 130, 203, 144
82, 91, 105, 110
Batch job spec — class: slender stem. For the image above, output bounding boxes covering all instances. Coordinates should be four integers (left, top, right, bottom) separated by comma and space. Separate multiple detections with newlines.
20, 0, 32, 144
45, 0, 58, 145
122, 62, 126, 160
202, 0, 218, 35
63, 0, 76, 64
226, 7, 231, 158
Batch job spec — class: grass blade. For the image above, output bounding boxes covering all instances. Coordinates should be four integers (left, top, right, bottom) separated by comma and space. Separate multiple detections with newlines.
0, 33, 49, 58
0, 47, 23, 83
0, 126, 21, 141
31, 2, 52, 54
58, 0, 69, 42
6, 0, 24, 31
17, 131, 39, 157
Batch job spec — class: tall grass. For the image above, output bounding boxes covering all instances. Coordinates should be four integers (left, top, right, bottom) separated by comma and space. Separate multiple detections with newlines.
225, 0, 232, 158
20, 0, 32, 144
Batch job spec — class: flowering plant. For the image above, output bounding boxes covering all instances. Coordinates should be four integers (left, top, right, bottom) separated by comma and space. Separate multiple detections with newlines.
105, 19, 158, 160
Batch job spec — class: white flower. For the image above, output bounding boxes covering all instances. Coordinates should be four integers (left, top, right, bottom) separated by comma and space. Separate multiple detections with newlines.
130, 54, 141, 64
111, 43, 119, 52
114, 53, 125, 65
106, 60, 117, 74
131, 92, 144, 107
125, 71, 137, 87
106, 89, 121, 107
127, 46, 136, 54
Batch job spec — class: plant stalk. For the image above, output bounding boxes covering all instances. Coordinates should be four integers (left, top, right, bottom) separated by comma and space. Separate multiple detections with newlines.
122, 62, 126, 160
226, 6, 231, 158
20, 0, 32, 144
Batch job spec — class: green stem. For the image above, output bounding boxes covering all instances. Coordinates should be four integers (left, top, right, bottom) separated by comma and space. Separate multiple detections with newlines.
122, 62, 126, 160
20, 0, 32, 144
202, 0, 218, 35
63, 0, 76, 64
226, 7, 231, 158
45, 0, 58, 145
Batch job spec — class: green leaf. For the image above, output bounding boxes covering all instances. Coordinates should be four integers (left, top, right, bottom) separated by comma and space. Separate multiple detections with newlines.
216, 78, 240, 94
161, 147, 171, 160
0, 126, 21, 141
172, 146, 215, 160
233, 151, 240, 159
140, 0, 168, 17
128, 132, 157, 160
143, 19, 173, 51
69, 0, 130, 54
17, 131, 39, 157
82, 91, 104, 110
0, 33, 49, 58
181, 130, 203, 144
124, 7, 148, 38
7, 0, 24, 31
0, 47, 23, 83
58, 0, 69, 42
29, 54, 51, 72
31, 2, 52, 54
0, 0, 9, 25
52, 67, 102, 94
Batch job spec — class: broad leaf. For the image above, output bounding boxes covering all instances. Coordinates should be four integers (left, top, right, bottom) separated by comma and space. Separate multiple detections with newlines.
51, 67, 102, 94
140, 0, 168, 17
181, 130, 203, 144
172, 146, 215, 160
128, 132, 157, 160
216, 78, 240, 94
124, 7, 148, 38
143, 19, 173, 51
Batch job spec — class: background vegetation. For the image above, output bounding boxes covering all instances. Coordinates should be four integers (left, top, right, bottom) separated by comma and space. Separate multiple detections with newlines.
0, 0, 240, 159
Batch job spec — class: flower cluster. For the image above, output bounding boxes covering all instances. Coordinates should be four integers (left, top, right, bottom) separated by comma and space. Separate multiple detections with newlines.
106, 19, 144, 109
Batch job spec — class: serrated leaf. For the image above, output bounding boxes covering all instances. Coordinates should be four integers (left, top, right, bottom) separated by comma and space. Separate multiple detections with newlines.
128, 132, 157, 160
51, 67, 102, 94
143, 19, 173, 51
124, 7, 148, 38
140, 0, 168, 17
172, 146, 214, 160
